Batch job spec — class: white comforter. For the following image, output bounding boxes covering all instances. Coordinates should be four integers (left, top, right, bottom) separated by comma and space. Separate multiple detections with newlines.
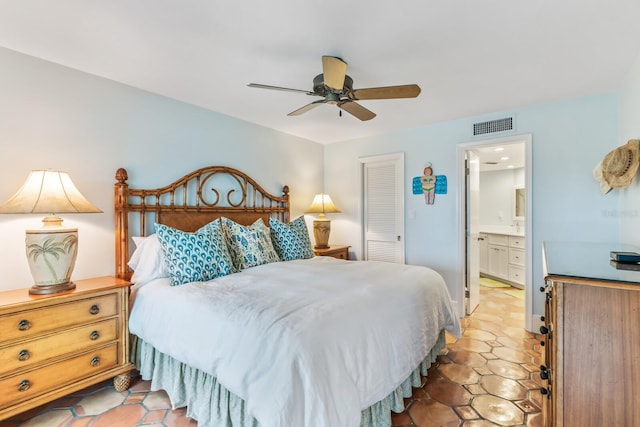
129, 257, 460, 427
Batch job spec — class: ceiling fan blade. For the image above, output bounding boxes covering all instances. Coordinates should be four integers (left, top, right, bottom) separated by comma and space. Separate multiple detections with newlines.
322, 56, 347, 91
288, 100, 327, 116
248, 83, 315, 95
349, 84, 421, 100
338, 100, 376, 121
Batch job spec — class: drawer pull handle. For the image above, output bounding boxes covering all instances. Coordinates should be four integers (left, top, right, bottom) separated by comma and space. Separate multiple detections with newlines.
17, 350, 30, 361
540, 371, 549, 380
89, 305, 100, 315
18, 319, 31, 331
90, 356, 101, 367
18, 380, 30, 392
90, 331, 100, 341
540, 326, 549, 335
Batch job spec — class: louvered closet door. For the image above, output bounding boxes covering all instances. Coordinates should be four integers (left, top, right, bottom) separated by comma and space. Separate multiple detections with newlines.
361, 153, 404, 263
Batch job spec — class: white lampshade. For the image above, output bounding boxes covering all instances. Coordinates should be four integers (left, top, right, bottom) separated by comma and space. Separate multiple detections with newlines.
305, 194, 341, 249
305, 194, 341, 218
0, 170, 102, 295
0, 170, 102, 215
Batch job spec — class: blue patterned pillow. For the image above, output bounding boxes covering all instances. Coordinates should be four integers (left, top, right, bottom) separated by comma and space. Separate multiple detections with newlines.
196, 218, 237, 274
221, 217, 281, 270
269, 216, 314, 261
155, 222, 235, 286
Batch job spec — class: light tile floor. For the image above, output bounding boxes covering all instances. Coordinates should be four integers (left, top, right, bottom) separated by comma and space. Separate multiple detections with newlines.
0, 284, 543, 427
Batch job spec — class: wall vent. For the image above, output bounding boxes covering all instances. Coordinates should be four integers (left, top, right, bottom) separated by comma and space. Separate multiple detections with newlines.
473, 117, 513, 136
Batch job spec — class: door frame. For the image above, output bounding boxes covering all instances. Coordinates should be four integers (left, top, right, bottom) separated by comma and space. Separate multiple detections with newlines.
456, 133, 534, 331
465, 150, 481, 315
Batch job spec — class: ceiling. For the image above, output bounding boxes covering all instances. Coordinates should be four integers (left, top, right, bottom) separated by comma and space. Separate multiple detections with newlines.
1, 1, 639, 144
475, 142, 525, 172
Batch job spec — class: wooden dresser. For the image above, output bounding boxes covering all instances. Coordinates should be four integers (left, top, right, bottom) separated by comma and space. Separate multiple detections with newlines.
0, 277, 134, 421
313, 245, 350, 260
541, 242, 640, 427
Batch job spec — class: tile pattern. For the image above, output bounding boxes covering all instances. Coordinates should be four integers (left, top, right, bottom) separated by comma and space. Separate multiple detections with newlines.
0, 285, 542, 427
392, 285, 544, 427
0, 379, 196, 427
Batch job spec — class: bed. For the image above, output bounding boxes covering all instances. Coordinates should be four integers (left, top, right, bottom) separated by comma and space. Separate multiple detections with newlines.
114, 166, 460, 427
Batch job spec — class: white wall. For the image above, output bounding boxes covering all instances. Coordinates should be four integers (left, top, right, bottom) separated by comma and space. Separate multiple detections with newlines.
619, 51, 640, 241
325, 93, 620, 318
479, 168, 524, 227
0, 47, 323, 291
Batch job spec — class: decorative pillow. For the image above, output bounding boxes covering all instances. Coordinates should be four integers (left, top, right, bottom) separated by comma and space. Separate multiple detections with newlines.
155, 223, 235, 286
221, 217, 281, 270
196, 218, 237, 274
269, 216, 314, 261
128, 234, 168, 286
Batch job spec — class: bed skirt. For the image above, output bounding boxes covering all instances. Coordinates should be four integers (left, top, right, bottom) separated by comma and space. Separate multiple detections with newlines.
132, 330, 446, 427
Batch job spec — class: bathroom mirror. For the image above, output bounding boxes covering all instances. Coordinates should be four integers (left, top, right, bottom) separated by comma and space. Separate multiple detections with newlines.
514, 187, 525, 219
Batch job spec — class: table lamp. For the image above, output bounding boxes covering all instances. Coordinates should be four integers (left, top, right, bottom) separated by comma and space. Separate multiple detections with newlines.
0, 170, 102, 295
305, 193, 341, 249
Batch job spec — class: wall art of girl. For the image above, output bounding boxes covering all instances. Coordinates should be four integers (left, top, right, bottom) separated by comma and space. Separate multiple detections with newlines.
421, 165, 436, 205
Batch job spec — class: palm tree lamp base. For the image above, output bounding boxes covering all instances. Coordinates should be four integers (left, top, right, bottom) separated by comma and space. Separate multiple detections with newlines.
312, 219, 331, 249
25, 225, 79, 296
29, 282, 76, 295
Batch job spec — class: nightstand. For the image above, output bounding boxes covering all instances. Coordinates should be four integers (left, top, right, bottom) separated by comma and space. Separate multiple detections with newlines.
313, 245, 351, 260
0, 276, 135, 421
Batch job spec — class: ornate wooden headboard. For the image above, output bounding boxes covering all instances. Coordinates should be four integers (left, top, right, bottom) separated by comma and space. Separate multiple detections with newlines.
114, 166, 290, 280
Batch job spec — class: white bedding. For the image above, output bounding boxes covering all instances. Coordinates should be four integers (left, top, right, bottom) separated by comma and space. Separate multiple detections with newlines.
129, 257, 460, 427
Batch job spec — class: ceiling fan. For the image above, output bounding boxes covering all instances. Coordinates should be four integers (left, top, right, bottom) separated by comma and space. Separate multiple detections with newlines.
248, 56, 421, 121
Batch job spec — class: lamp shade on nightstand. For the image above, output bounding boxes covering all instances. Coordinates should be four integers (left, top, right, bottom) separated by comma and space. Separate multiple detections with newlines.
305, 193, 341, 249
0, 170, 102, 294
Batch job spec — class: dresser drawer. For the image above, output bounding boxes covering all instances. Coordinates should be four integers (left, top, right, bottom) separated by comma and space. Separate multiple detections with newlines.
509, 235, 525, 249
509, 248, 525, 266
487, 234, 509, 246
0, 318, 118, 376
0, 293, 117, 344
0, 343, 119, 409
333, 249, 348, 259
509, 265, 525, 285
313, 245, 350, 260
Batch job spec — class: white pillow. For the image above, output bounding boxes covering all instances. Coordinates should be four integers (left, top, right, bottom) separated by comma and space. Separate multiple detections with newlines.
128, 234, 168, 286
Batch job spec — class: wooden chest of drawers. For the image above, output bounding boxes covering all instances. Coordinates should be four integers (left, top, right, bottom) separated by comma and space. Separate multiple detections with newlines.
313, 245, 350, 260
541, 276, 640, 426
0, 277, 134, 421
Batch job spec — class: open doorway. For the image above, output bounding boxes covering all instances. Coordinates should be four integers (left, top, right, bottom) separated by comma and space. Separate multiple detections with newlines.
458, 134, 534, 332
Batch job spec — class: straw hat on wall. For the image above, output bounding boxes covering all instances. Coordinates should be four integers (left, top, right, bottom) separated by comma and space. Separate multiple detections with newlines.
593, 139, 640, 194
